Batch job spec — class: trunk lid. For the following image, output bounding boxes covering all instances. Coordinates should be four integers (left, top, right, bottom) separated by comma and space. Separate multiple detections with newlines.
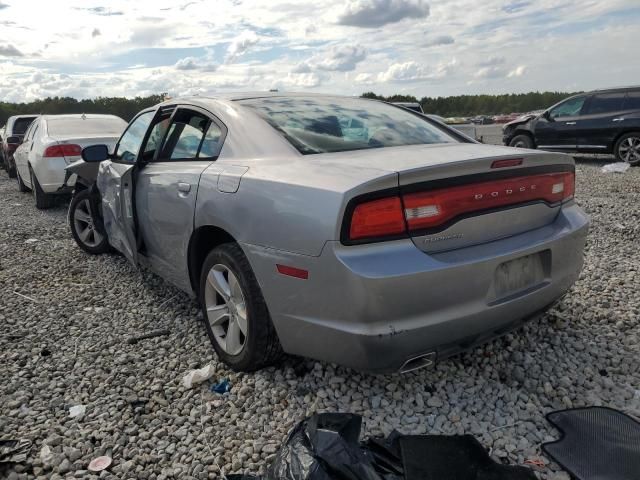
334, 143, 575, 252
47, 135, 120, 164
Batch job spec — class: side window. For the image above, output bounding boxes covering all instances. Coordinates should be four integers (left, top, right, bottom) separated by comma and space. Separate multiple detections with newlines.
585, 93, 625, 115
29, 124, 40, 141
141, 108, 175, 162
158, 109, 209, 160
549, 96, 586, 119
114, 111, 155, 164
623, 92, 640, 110
198, 122, 224, 158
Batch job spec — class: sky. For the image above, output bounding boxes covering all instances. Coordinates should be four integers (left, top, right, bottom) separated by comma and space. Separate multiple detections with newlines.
0, 0, 639, 102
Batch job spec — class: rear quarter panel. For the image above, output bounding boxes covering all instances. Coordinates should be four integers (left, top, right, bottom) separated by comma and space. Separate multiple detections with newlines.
194, 156, 397, 257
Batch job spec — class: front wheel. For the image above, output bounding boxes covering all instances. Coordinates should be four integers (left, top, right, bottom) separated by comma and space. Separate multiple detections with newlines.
614, 132, 640, 165
69, 189, 111, 254
509, 134, 534, 149
199, 243, 283, 371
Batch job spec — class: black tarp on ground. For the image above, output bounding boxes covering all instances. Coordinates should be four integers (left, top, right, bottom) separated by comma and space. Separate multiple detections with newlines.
229, 413, 535, 480
542, 406, 640, 480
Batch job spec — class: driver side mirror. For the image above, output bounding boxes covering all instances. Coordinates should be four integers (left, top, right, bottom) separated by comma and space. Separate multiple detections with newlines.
543, 111, 553, 122
82, 144, 110, 163
7, 135, 22, 145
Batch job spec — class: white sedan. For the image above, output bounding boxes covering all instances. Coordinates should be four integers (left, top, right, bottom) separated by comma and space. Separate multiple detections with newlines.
14, 114, 127, 208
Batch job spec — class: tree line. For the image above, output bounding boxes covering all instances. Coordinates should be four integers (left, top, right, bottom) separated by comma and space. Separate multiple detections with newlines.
0, 95, 166, 126
362, 91, 579, 117
1, 91, 579, 125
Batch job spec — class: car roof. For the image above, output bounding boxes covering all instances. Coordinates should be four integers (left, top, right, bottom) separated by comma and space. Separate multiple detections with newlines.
40, 114, 122, 120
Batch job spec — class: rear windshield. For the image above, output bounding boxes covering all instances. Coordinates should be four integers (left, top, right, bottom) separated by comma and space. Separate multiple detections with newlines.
12, 117, 37, 135
46, 117, 127, 136
238, 96, 458, 154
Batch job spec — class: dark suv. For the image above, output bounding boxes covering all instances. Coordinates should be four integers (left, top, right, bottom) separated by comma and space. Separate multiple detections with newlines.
1, 115, 37, 177
503, 87, 640, 164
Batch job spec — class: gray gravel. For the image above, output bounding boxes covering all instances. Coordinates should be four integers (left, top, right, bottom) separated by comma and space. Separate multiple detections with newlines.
1, 160, 639, 480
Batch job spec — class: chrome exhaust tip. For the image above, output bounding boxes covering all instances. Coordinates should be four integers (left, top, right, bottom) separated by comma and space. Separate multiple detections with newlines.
399, 352, 436, 373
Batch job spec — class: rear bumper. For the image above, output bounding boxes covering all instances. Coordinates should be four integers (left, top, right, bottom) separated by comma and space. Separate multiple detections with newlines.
243, 204, 589, 373
33, 158, 75, 193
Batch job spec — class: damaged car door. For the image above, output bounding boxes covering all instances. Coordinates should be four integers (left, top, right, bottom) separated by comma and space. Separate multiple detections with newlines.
97, 110, 156, 265
134, 106, 226, 292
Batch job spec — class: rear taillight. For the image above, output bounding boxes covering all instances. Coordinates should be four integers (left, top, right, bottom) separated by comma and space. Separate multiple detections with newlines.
43, 144, 82, 158
349, 196, 406, 240
344, 171, 575, 243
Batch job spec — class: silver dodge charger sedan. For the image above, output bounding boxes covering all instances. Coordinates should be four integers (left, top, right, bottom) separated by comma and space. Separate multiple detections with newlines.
66, 93, 589, 373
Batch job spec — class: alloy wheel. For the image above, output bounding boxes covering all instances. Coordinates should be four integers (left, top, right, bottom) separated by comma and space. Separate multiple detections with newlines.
618, 136, 640, 164
203, 264, 248, 356
73, 199, 104, 248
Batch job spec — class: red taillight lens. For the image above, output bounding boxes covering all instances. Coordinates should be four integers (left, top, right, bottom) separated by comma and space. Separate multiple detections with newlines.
403, 172, 575, 231
346, 171, 575, 242
43, 144, 82, 158
349, 196, 406, 240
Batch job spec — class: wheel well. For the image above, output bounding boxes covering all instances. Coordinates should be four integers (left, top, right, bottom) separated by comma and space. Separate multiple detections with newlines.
188, 225, 237, 293
612, 130, 640, 151
512, 130, 535, 146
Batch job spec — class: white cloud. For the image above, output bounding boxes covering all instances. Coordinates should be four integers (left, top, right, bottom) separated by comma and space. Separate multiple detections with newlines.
0, 44, 23, 57
291, 62, 312, 74
508, 65, 527, 77
226, 31, 260, 63
314, 45, 367, 72
175, 57, 219, 72
378, 61, 426, 82
337, 0, 430, 28
424, 34, 454, 47
354, 72, 376, 85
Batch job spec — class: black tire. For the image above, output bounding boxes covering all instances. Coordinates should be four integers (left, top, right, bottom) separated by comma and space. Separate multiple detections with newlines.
509, 134, 534, 149
614, 132, 640, 165
199, 243, 283, 371
16, 167, 30, 192
7, 157, 17, 178
69, 189, 111, 254
30, 167, 55, 209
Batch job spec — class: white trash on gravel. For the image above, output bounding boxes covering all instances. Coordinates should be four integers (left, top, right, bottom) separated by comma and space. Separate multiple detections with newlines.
601, 162, 630, 173
68, 404, 86, 419
182, 363, 216, 388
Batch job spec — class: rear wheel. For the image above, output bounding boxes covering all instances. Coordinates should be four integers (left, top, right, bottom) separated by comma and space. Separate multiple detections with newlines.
199, 243, 283, 371
7, 157, 17, 178
69, 189, 111, 254
509, 134, 534, 149
614, 132, 640, 165
30, 167, 55, 209
16, 167, 30, 192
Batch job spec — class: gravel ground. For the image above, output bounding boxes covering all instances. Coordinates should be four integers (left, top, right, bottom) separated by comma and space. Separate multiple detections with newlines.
1, 160, 639, 480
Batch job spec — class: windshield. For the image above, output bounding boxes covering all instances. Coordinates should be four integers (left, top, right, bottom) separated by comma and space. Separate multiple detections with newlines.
47, 116, 127, 136
238, 96, 458, 154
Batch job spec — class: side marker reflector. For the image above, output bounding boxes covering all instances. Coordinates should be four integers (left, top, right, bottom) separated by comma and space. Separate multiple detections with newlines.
276, 264, 309, 279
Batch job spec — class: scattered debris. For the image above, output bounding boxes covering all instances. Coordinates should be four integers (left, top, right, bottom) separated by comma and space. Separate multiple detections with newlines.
40, 348, 51, 357
126, 328, 170, 345
13, 291, 39, 303
69, 405, 86, 419
39, 445, 53, 466
601, 162, 630, 173
25, 238, 39, 244
182, 364, 215, 388
210, 379, 231, 394
0, 439, 32, 463
88, 455, 112, 472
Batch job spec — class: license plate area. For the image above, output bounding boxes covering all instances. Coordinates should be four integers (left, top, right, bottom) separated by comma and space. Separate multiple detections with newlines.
489, 250, 550, 304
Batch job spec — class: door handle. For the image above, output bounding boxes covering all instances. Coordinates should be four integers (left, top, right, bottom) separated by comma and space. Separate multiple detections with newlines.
612, 118, 625, 122
177, 182, 191, 193
565, 122, 576, 125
